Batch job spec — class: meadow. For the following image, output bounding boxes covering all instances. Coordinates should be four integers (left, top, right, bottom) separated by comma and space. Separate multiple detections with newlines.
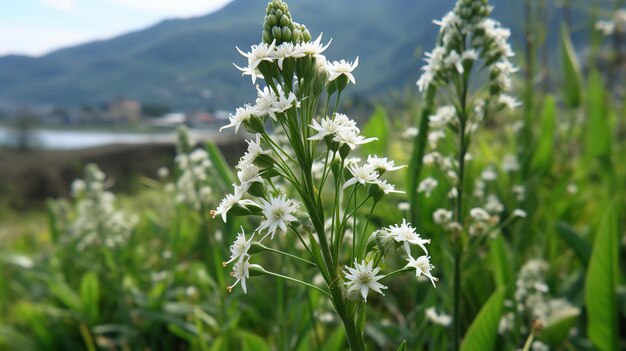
1, 0, 625, 350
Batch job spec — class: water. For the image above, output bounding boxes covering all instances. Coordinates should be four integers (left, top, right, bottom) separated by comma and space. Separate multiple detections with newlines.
0, 127, 220, 150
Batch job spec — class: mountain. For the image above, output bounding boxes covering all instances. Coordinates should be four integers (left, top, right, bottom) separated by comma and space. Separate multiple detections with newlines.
0, 0, 580, 111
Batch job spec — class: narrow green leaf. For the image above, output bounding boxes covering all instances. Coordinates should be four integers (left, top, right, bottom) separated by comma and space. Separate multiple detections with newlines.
585, 69, 611, 164
530, 96, 556, 175
560, 23, 583, 108
396, 340, 407, 351
460, 288, 506, 351
488, 236, 513, 288
0, 325, 38, 351
556, 222, 591, 267
206, 141, 234, 188
360, 105, 389, 157
49, 278, 82, 312
322, 326, 347, 351
80, 272, 100, 322
585, 204, 619, 351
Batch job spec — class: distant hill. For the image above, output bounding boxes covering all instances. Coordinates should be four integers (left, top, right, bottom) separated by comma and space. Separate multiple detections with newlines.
0, 0, 584, 110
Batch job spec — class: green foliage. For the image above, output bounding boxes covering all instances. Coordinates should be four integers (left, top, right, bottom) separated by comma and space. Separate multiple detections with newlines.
585, 204, 619, 351
460, 288, 506, 351
530, 95, 556, 175
360, 105, 390, 157
585, 69, 612, 165
560, 23, 584, 108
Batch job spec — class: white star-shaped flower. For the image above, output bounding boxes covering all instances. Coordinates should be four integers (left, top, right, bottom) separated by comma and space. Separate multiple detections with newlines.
405, 255, 438, 287
258, 195, 299, 240
366, 155, 404, 172
224, 227, 253, 265
343, 164, 379, 189
327, 57, 359, 84
344, 259, 387, 301
386, 219, 430, 256
220, 104, 256, 133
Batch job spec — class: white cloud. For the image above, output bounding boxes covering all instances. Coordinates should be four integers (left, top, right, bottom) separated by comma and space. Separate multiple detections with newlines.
0, 25, 101, 56
41, 0, 77, 12
104, 0, 232, 17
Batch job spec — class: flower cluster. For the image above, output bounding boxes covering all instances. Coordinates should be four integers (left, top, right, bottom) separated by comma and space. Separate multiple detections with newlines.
417, 0, 518, 109
69, 164, 137, 250
595, 9, 626, 36
171, 126, 214, 210
214, 3, 436, 347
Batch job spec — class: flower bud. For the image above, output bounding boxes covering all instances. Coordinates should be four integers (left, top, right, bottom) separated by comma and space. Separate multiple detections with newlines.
281, 26, 292, 42
248, 182, 266, 198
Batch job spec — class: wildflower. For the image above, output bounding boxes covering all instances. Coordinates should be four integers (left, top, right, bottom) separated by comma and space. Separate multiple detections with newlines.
157, 167, 169, 178
236, 41, 276, 72
228, 258, 251, 293
425, 307, 452, 326
343, 164, 379, 189
344, 259, 387, 301
375, 180, 404, 194
308, 113, 357, 141
258, 194, 299, 239
386, 219, 430, 256
433, 209, 453, 224
485, 194, 504, 213
273, 42, 305, 69
212, 188, 244, 222
481, 167, 497, 181
502, 154, 520, 172
498, 94, 522, 110
512, 209, 527, 218
429, 105, 456, 128
470, 207, 490, 222
273, 91, 298, 115
327, 57, 359, 84
224, 227, 253, 265
254, 86, 280, 120
297, 33, 331, 59
366, 155, 404, 173
405, 255, 437, 287
220, 104, 256, 133
417, 177, 438, 197
238, 134, 269, 169
237, 164, 263, 194
334, 128, 377, 150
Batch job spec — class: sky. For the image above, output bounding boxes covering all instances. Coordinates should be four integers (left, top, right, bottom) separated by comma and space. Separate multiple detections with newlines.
0, 0, 233, 56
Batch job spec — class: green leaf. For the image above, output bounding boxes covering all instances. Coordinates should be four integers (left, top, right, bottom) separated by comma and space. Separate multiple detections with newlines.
239, 331, 271, 351
585, 204, 619, 351
530, 96, 556, 175
585, 69, 611, 164
560, 23, 583, 108
460, 288, 506, 351
537, 307, 580, 347
49, 278, 82, 312
80, 272, 100, 322
0, 324, 38, 351
206, 141, 234, 188
556, 222, 591, 267
322, 326, 347, 351
488, 236, 513, 288
396, 340, 407, 351
360, 105, 389, 157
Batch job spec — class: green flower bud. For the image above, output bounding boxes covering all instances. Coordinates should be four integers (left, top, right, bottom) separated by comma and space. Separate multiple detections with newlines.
254, 154, 275, 169
279, 14, 291, 27
262, 30, 272, 44
272, 26, 282, 41
281, 26, 292, 42
243, 116, 265, 134
267, 14, 278, 27
339, 143, 351, 159
248, 182, 266, 198
275, 9, 283, 18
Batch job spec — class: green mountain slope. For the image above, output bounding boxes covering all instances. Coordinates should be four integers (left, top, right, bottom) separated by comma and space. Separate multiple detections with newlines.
0, 0, 579, 110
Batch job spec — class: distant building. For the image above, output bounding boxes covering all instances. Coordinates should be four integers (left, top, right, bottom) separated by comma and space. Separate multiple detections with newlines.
108, 99, 141, 123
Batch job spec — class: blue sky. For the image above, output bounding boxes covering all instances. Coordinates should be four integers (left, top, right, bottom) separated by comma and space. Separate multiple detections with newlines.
0, 0, 233, 56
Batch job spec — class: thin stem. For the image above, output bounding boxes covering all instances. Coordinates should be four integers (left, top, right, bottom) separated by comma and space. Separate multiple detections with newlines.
256, 243, 317, 266
260, 269, 332, 298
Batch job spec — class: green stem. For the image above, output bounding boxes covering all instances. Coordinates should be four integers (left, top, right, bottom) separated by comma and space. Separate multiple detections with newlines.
261, 269, 332, 298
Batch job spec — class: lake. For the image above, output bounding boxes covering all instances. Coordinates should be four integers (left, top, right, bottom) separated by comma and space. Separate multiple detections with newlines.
0, 127, 222, 150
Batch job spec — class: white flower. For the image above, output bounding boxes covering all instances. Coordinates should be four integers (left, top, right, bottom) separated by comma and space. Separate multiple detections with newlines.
499, 94, 522, 110
157, 167, 169, 178
444, 50, 464, 73
405, 255, 437, 287
224, 227, 253, 265
433, 209, 453, 224
417, 177, 438, 197
297, 33, 331, 59
512, 185, 525, 201
470, 207, 490, 222
228, 258, 261, 294
433, 11, 459, 32
254, 86, 280, 120
502, 154, 520, 172
429, 105, 456, 128
513, 209, 527, 218
462, 49, 478, 61
343, 164, 379, 189
425, 307, 452, 327
375, 180, 404, 194
258, 195, 299, 239
333, 128, 377, 150
273, 42, 305, 69
212, 188, 244, 222
237, 164, 263, 194
344, 259, 387, 301
386, 219, 430, 256
327, 57, 359, 84
273, 91, 298, 115
403, 127, 419, 138
236, 41, 276, 72
237, 134, 269, 169
481, 166, 497, 181
485, 194, 504, 213
532, 341, 549, 351
220, 104, 256, 133
309, 113, 356, 141
366, 155, 404, 172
